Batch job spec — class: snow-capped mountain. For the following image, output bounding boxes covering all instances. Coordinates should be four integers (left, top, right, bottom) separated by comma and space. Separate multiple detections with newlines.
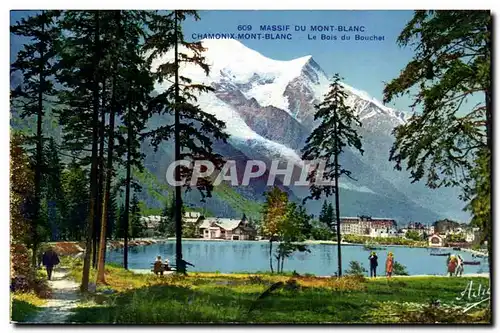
148, 39, 469, 223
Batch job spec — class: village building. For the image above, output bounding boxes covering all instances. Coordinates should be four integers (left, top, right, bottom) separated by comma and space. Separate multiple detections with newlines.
339, 216, 397, 236
140, 216, 167, 237
183, 211, 204, 235
198, 217, 257, 240
428, 233, 444, 247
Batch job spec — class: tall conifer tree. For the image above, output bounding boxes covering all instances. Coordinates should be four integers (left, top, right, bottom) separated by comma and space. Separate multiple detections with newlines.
144, 10, 228, 274
301, 74, 363, 277
11, 10, 61, 268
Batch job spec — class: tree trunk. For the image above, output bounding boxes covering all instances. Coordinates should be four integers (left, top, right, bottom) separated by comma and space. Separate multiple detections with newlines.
81, 10, 100, 293
96, 38, 118, 283
269, 239, 274, 273
334, 110, 342, 277
96, 78, 106, 266
123, 102, 132, 270
280, 254, 285, 273
173, 10, 184, 274
32, 11, 45, 269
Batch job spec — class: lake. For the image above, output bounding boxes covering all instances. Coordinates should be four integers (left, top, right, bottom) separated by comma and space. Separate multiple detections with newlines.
105, 240, 489, 276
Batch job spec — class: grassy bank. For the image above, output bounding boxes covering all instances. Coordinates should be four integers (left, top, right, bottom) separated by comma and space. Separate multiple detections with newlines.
10, 292, 46, 323
65, 259, 490, 324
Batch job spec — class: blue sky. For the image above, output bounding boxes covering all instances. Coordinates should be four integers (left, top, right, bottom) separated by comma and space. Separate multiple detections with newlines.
11, 10, 417, 111
183, 10, 417, 111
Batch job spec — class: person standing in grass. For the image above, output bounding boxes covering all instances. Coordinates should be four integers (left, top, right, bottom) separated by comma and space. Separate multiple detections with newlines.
368, 251, 378, 277
385, 252, 394, 278
455, 255, 464, 277
447, 255, 458, 277
42, 247, 60, 280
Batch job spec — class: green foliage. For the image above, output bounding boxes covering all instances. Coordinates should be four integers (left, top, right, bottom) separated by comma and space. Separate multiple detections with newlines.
465, 148, 491, 258
10, 292, 47, 322
383, 10, 491, 190
343, 234, 425, 247
319, 200, 335, 231
405, 230, 422, 241
446, 233, 466, 243
143, 10, 229, 200
61, 161, 89, 241
393, 261, 409, 276
63, 259, 491, 324
129, 194, 144, 239
345, 261, 367, 276
301, 73, 364, 201
310, 220, 334, 240
383, 11, 491, 259
10, 133, 36, 247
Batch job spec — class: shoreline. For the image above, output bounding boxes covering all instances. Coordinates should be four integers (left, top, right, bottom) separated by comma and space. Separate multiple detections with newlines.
129, 268, 490, 278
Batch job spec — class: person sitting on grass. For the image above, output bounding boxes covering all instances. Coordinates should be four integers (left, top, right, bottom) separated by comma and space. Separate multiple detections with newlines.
153, 255, 164, 276
163, 259, 170, 271
385, 252, 394, 278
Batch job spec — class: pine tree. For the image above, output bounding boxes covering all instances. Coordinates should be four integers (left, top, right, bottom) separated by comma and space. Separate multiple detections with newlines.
113, 10, 153, 269
326, 203, 335, 231
11, 10, 61, 268
56, 10, 103, 292
143, 10, 229, 273
42, 137, 65, 241
319, 200, 328, 225
301, 73, 364, 277
130, 194, 143, 239
61, 160, 89, 241
96, 10, 124, 285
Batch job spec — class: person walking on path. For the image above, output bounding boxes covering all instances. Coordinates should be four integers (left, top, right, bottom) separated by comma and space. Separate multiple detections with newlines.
42, 247, 60, 280
385, 252, 394, 278
368, 251, 378, 277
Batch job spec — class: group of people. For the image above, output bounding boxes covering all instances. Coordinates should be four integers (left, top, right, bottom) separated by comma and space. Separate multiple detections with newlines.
447, 254, 464, 277
153, 255, 171, 276
367, 251, 394, 278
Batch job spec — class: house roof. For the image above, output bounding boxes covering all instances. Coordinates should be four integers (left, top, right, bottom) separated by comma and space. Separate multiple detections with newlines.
428, 233, 443, 239
199, 218, 242, 231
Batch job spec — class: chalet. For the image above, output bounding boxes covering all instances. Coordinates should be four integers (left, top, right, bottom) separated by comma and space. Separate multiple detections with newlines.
428, 233, 444, 247
198, 217, 257, 240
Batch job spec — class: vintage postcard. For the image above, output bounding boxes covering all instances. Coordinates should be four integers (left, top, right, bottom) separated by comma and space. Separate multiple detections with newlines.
9, 9, 492, 324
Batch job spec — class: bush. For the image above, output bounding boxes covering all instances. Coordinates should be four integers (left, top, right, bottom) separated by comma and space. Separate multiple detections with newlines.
345, 261, 367, 277
405, 230, 422, 241
343, 234, 426, 247
393, 261, 409, 276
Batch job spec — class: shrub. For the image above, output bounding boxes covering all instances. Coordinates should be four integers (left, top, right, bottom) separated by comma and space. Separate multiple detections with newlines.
393, 261, 409, 276
405, 230, 422, 241
345, 261, 367, 277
